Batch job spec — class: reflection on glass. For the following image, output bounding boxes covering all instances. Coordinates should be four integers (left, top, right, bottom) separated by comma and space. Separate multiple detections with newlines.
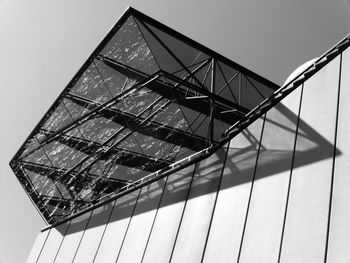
101, 16, 159, 75
10, 9, 276, 224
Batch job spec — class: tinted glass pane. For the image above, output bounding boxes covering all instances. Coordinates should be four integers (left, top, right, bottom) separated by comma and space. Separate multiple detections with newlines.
63, 98, 91, 121
23, 147, 52, 166
191, 61, 212, 91
101, 16, 159, 75
215, 61, 238, 104
10, 9, 277, 224
20, 131, 46, 158
42, 101, 72, 132
134, 17, 181, 73
241, 75, 266, 109
94, 59, 138, 97
106, 162, 150, 182
25, 169, 62, 198
149, 102, 188, 130
246, 75, 274, 99
68, 116, 122, 144
141, 20, 209, 72
69, 62, 113, 104
42, 141, 87, 169
114, 87, 161, 115
217, 61, 240, 104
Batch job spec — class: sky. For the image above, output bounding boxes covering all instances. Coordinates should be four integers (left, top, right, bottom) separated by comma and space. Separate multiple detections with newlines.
0, 0, 349, 262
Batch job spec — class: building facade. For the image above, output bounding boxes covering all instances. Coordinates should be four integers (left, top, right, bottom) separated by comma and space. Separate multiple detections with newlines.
10, 7, 350, 263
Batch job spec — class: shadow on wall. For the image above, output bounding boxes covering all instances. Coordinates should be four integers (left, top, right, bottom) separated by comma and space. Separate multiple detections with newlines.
61, 100, 339, 233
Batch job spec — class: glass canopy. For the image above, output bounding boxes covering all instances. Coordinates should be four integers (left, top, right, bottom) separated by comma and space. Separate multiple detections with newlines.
10, 7, 278, 224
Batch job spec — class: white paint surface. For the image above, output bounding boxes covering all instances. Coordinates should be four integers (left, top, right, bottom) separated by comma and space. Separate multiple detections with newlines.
142, 165, 195, 263
171, 148, 227, 262
239, 87, 301, 263
36, 223, 69, 263
203, 119, 264, 262
280, 57, 340, 262
25, 230, 50, 263
327, 48, 350, 262
93, 191, 140, 263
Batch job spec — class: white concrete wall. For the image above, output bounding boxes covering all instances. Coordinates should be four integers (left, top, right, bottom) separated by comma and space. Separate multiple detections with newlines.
326, 47, 350, 263
280, 56, 340, 263
27, 47, 349, 262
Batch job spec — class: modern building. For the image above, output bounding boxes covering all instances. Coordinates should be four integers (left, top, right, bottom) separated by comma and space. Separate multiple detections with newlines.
10, 7, 350, 263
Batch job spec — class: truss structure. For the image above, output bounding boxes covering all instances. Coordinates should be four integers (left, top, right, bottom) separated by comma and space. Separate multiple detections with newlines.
10, 7, 278, 225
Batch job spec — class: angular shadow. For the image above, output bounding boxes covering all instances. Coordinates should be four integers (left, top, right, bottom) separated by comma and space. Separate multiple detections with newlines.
60, 101, 340, 234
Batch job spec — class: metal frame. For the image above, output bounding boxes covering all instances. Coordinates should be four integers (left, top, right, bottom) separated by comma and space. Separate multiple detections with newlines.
223, 35, 350, 138
9, 7, 281, 226
42, 32, 350, 231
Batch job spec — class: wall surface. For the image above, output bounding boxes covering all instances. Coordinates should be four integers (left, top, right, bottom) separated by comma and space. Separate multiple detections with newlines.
26, 46, 350, 262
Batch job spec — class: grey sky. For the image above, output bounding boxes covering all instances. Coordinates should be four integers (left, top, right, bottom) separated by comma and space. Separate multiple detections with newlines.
0, 1, 349, 262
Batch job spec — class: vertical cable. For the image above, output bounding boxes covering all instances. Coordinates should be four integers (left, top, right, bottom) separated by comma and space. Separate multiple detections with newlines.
168, 163, 198, 262
115, 189, 142, 262
324, 53, 343, 263
236, 114, 266, 263
277, 84, 304, 262
140, 176, 170, 262
34, 229, 51, 263
51, 221, 71, 263
33, 135, 64, 199
71, 211, 94, 262
92, 199, 117, 262
200, 143, 230, 262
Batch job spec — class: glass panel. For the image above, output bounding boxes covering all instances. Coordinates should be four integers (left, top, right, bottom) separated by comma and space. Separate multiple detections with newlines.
94, 59, 138, 97
151, 102, 189, 131
241, 75, 265, 109
101, 16, 159, 75
140, 19, 209, 73
106, 162, 150, 182
69, 62, 113, 104
25, 169, 61, 198
138, 97, 168, 119
42, 101, 72, 132
76, 116, 121, 144
217, 61, 240, 104
134, 17, 181, 73
98, 148, 166, 174
114, 87, 161, 115
132, 132, 176, 159
88, 160, 110, 178
10, 10, 278, 224
56, 182, 73, 199
172, 57, 210, 77
191, 114, 209, 139
178, 105, 210, 145
117, 134, 144, 155
191, 61, 212, 91
215, 61, 238, 104
105, 129, 130, 147
245, 75, 274, 100
20, 131, 46, 158
63, 98, 91, 121
42, 141, 87, 169
64, 127, 85, 141
23, 147, 52, 166
213, 118, 231, 142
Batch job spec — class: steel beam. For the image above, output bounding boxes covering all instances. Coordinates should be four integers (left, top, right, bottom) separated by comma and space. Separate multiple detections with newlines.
44, 130, 173, 172
100, 55, 249, 113
98, 56, 249, 121
209, 58, 216, 144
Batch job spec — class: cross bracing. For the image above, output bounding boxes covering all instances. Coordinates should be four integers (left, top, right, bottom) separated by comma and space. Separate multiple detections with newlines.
10, 7, 278, 224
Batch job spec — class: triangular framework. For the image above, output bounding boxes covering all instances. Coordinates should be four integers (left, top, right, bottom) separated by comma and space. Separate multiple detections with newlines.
10, 7, 278, 224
